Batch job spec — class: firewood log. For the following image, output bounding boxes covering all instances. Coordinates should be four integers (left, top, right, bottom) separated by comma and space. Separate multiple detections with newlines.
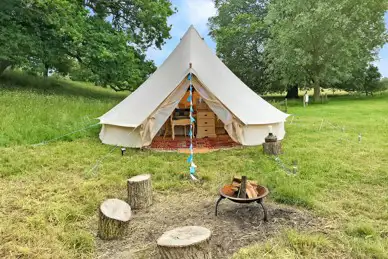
232, 176, 241, 184
238, 176, 247, 198
246, 182, 258, 198
248, 180, 258, 186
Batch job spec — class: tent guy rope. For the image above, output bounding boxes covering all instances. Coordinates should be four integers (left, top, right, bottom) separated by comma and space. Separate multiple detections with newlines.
32, 122, 100, 146
274, 156, 297, 176
86, 126, 139, 177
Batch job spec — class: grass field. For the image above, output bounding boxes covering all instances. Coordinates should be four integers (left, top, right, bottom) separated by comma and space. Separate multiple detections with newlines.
0, 71, 387, 258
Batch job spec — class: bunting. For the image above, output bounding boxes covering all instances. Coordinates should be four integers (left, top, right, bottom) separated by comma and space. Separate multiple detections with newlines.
187, 72, 197, 180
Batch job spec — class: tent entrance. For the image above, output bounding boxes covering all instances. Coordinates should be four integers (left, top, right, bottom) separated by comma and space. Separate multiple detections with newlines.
151, 88, 240, 150
139, 74, 245, 149
158, 90, 229, 138
139, 74, 245, 150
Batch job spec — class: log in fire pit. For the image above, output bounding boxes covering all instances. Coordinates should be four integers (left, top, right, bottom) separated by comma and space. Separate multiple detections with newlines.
215, 176, 269, 221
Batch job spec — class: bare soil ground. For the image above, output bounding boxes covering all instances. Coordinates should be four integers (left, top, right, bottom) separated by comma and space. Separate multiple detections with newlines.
96, 192, 324, 259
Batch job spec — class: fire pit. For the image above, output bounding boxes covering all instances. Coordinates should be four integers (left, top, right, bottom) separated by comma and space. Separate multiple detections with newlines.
215, 176, 269, 221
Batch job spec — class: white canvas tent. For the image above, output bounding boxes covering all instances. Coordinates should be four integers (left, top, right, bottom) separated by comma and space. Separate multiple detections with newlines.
98, 26, 289, 148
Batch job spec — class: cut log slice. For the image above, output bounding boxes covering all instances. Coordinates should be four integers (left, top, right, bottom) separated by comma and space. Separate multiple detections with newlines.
127, 174, 152, 210
157, 226, 212, 259
98, 199, 132, 240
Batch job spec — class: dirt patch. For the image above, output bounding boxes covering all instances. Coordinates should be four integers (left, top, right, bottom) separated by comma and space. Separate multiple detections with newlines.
96, 192, 323, 259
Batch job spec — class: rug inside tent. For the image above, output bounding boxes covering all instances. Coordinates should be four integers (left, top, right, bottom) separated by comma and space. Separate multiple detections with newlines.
148, 135, 240, 153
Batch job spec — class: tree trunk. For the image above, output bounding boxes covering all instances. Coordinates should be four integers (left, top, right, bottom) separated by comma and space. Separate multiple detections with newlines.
0, 60, 12, 75
127, 174, 152, 209
43, 64, 49, 77
313, 84, 320, 102
157, 226, 212, 259
286, 85, 299, 99
98, 199, 132, 240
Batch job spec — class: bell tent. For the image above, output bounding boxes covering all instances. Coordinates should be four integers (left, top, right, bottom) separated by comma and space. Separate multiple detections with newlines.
98, 26, 289, 148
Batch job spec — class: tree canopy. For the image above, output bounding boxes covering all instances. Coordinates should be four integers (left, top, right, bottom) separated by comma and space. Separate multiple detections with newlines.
265, 0, 387, 100
210, 0, 387, 99
209, 0, 273, 94
0, 0, 174, 91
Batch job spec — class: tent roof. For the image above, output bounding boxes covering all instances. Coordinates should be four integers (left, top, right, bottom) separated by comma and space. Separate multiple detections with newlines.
99, 26, 288, 127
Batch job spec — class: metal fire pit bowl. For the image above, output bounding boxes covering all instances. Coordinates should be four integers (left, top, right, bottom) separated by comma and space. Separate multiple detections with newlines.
215, 184, 269, 221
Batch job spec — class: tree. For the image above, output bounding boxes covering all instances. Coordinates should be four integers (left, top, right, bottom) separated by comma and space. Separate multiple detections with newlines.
209, 0, 277, 94
363, 65, 383, 95
337, 65, 383, 95
381, 77, 388, 92
0, 0, 174, 91
265, 0, 387, 101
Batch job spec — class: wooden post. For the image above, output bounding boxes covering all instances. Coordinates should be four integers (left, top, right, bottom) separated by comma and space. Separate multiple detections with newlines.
284, 98, 288, 113
238, 176, 247, 198
127, 174, 153, 209
263, 142, 282, 155
98, 199, 132, 240
157, 226, 212, 259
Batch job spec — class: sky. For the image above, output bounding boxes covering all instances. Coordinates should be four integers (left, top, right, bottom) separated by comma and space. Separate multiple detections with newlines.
147, 1, 388, 78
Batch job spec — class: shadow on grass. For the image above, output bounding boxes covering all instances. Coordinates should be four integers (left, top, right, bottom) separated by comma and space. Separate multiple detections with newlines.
0, 70, 128, 101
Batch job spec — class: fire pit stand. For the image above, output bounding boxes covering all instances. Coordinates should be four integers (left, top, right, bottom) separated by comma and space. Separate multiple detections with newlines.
215, 185, 269, 222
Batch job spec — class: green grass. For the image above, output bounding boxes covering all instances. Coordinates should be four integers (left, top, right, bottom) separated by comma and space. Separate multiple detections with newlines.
234, 229, 339, 259
1, 72, 388, 258
0, 70, 127, 147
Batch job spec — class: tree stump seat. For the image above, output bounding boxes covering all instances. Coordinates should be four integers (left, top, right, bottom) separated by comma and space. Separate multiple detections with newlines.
98, 198, 132, 240
157, 226, 212, 259
127, 174, 153, 209
263, 141, 282, 155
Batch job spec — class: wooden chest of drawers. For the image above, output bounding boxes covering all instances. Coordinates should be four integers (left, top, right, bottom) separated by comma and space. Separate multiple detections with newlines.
196, 110, 216, 138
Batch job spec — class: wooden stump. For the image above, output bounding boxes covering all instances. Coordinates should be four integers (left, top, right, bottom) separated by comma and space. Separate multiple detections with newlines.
98, 198, 132, 240
157, 226, 212, 259
263, 141, 282, 155
127, 174, 152, 209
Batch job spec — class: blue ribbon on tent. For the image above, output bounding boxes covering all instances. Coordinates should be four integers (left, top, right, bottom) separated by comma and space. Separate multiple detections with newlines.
190, 166, 196, 174
186, 72, 197, 179
187, 154, 193, 163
